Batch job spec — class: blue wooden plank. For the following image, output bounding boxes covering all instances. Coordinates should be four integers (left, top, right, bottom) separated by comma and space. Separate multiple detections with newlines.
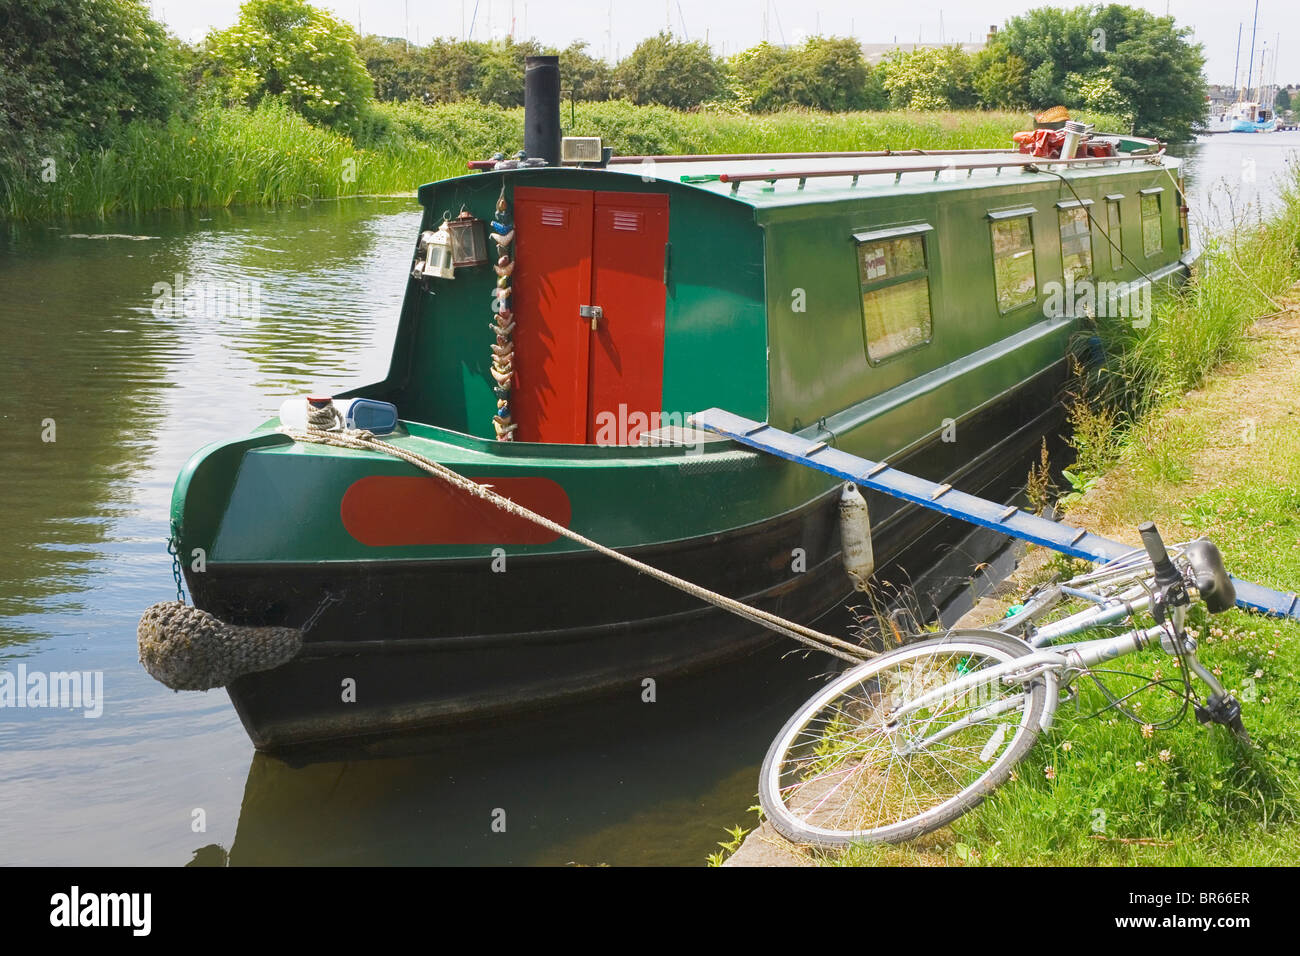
691, 408, 1300, 621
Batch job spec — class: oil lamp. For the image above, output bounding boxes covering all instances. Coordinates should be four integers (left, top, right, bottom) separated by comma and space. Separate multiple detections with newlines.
447, 208, 488, 268
416, 221, 455, 280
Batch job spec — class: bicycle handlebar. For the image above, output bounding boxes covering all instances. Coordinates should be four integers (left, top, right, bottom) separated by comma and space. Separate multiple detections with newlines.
1138, 521, 1182, 588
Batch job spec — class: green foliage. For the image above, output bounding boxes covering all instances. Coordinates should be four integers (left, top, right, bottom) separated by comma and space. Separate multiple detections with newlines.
879, 46, 976, 111
727, 36, 880, 113
971, 49, 1030, 110
1096, 162, 1300, 415
355, 34, 426, 102
614, 32, 725, 109
557, 41, 614, 102
0, 99, 461, 219
987, 3, 1206, 139
1065, 65, 1133, 117
0, 0, 179, 158
209, 0, 373, 130
1277, 88, 1292, 113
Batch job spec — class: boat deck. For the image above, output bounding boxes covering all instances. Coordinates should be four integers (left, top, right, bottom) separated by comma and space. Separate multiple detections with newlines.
602, 148, 1172, 205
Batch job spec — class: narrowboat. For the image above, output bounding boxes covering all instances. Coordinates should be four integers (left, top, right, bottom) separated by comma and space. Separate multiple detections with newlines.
163, 58, 1195, 750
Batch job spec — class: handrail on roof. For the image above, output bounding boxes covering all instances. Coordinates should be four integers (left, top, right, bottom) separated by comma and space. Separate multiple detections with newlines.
606, 148, 1013, 165
716, 150, 1166, 194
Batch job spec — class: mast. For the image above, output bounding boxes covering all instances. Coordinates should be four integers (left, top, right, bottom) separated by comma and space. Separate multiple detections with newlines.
1245, 0, 1258, 95
1232, 23, 1242, 101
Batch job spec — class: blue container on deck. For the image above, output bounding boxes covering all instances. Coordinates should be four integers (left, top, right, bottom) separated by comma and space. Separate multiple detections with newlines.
339, 398, 399, 435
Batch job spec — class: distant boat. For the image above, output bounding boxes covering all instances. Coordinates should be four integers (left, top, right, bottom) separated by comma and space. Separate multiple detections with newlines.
1204, 100, 1279, 133
1230, 101, 1279, 132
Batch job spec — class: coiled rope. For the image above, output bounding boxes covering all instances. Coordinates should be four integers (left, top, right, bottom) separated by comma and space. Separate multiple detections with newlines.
280, 424, 873, 664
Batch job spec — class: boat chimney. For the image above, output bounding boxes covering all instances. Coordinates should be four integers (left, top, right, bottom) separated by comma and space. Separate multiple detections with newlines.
524, 55, 561, 166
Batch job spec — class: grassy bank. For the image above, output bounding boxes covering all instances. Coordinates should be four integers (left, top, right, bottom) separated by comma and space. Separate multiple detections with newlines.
759, 163, 1300, 867
0, 100, 1123, 221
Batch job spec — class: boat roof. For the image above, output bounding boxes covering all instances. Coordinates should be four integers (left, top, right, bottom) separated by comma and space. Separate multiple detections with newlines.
425, 145, 1176, 211
599, 147, 1175, 208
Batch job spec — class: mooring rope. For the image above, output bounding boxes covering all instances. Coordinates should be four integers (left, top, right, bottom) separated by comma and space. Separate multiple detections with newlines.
280, 424, 873, 663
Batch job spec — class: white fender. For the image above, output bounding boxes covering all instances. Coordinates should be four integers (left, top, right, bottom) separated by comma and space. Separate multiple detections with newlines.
839, 481, 874, 590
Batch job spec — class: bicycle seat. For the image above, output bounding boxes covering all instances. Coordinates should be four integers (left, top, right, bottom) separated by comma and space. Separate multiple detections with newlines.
1184, 538, 1235, 614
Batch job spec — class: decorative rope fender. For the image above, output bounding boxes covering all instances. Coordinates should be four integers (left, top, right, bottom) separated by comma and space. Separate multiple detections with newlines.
137, 601, 303, 691
489, 185, 518, 440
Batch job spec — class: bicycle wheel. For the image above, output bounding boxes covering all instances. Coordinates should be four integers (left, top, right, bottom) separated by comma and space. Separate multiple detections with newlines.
759, 630, 1048, 846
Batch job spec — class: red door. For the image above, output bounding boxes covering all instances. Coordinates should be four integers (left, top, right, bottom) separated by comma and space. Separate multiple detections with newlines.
588, 193, 669, 443
512, 187, 668, 444
511, 188, 593, 444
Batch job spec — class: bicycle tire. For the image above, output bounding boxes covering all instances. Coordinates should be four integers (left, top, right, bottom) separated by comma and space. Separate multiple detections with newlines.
759, 630, 1048, 846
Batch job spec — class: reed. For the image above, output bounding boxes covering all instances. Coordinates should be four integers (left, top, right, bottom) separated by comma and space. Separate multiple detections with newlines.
0, 99, 1126, 221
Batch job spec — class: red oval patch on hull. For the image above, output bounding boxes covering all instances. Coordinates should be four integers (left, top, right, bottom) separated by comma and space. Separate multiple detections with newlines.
341, 475, 572, 546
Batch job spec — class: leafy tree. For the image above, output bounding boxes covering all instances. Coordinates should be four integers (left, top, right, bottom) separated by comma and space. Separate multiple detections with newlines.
985, 4, 1205, 139
1277, 88, 1292, 112
1092, 4, 1205, 139
210, 0, 373, 129
557, 42, 613, 102
0, 0, 179, 157
990, 6, 1094, 106
357, 34, 427, 101
420, 38, 485, 102
1065, 66, 1132, 117
729, 36, 873, 112
879, 46, 976, 111
971, 48, 1030, 109
614, 32, 724, 109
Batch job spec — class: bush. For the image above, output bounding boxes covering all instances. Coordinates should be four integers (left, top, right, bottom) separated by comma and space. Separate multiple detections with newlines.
209, 0, 374, 130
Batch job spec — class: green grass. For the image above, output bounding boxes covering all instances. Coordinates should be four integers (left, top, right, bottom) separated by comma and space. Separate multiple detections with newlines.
0, 100, 463, 220
824, 476, 1300, 866
818, 464, 1300, 867
0, 99, 1126, 221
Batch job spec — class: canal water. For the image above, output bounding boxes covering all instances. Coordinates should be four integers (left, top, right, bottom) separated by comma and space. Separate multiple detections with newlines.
2, 132, 1297, 866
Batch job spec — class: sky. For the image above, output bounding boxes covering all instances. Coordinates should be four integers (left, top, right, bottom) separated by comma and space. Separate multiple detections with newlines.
148, 0, 1295, 87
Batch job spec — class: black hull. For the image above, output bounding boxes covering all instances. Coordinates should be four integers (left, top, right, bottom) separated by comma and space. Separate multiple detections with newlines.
198, 362, 1069, 750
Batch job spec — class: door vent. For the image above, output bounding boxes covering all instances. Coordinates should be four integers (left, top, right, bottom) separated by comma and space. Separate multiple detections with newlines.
540, 207, 567, 227
611, 211, 642, 232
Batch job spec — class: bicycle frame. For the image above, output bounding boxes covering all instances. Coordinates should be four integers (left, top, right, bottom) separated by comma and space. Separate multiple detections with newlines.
890, 603, 1230, 753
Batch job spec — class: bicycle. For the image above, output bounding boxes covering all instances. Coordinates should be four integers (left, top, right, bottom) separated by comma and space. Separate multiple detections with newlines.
759, 521, 1254, 847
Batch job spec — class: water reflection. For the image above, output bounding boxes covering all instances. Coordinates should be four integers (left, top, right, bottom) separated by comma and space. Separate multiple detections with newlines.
220, 646, 834, 866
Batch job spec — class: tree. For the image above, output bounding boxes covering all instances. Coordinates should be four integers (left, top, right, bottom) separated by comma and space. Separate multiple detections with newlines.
729, 36, 873, 112
879, 46, 976, 111
614, 32, 724, 109
557, 42, 614, 102
1093, 4, 1206, 139
971, 48, 1030, 109
985, 4, 1206, 139
356, 34, 427, 101
0, 0, 179, 157
210, 0, 373, 129
989, 6, 1094, 106
1277, 88, 1292, 113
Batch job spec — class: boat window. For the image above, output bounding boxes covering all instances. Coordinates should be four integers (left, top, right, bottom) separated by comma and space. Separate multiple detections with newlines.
1105, 196, 1123, 271
1057, 204, 1093, 282
989, 214, 1037, 313
1141, 189, 1163, 256
854, 227, 933, 362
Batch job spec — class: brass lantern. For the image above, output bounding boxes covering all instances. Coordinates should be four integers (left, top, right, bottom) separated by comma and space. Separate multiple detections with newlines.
447, 208, 488, 268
